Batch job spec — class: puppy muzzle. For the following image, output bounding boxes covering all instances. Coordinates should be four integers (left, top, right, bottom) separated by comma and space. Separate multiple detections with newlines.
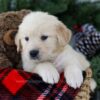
30, 50, 39, 59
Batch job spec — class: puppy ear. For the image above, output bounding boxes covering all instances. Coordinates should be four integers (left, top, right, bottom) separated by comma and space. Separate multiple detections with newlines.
3, 30, 17, 45
56, 23, 72, 46
15, 32, 22, 52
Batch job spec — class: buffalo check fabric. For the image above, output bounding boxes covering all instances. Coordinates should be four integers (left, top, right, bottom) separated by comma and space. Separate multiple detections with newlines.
0, 67, 79, 100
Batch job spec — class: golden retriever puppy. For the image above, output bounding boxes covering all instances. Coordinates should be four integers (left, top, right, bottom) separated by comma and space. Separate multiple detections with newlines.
15, 12, 95, 89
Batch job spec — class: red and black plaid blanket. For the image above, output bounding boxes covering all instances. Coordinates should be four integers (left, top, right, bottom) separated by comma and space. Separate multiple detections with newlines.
0, 67, 79, 100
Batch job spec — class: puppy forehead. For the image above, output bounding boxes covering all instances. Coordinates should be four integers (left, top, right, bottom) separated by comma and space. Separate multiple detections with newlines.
22, 11, 58, 25
19, 25, 57, 37
19, 11, 60, 36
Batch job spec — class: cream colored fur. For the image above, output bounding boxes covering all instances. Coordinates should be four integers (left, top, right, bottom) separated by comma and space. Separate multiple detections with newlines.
15, 11, 95, 89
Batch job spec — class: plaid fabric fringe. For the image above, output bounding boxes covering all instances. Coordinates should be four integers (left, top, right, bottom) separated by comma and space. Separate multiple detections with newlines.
0, 67, 79, 100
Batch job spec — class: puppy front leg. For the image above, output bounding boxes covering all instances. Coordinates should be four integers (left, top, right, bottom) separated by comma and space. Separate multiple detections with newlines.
64, 64, 83, 89
34, 62, 60, 84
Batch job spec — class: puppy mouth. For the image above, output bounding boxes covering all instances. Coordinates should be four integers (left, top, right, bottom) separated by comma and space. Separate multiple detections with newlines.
30, 55, 46, 62
30, 56, 40, 60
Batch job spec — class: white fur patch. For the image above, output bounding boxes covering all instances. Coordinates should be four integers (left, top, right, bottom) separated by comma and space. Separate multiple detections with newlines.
34, 62, 60, 84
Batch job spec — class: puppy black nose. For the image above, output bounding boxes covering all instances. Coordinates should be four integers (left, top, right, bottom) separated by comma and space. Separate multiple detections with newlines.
30, 50, 39, 58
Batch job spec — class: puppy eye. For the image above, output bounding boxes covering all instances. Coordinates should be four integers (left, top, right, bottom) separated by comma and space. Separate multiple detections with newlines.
25, 37, 29, 41
41, 35, 48, 41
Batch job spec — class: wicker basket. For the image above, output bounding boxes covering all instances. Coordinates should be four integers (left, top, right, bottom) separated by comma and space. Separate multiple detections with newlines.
75, 68, 92, 100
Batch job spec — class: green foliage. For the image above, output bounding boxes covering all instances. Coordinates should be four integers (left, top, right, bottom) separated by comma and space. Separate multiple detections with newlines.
0, 0, 99, 30
76, 3, 100, 29
0, 0, 70, 14
91, 54, 100, 89
94, 13, 100, 29
31, 0, 70, 14
58, 2, 100, 30
0, 0, 9, 12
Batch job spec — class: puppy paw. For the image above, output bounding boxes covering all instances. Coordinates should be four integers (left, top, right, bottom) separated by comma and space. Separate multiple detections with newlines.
34, 62, 60, 84
64, 66, 83, 89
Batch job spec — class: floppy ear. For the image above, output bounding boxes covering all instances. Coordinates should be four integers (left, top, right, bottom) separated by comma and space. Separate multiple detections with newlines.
56, 23, 72, 46
3, 30, 17, 46
15, 32, 22, 52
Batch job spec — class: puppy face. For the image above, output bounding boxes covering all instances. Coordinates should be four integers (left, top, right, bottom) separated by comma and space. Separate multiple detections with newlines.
15, 12, 71, 62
